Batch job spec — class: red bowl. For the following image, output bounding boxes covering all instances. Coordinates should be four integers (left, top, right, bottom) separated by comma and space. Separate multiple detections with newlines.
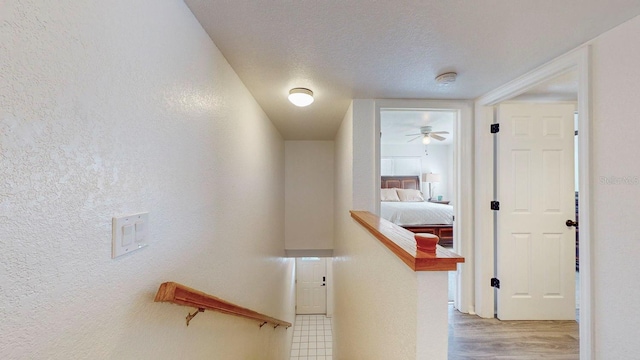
415, 233, 439, 254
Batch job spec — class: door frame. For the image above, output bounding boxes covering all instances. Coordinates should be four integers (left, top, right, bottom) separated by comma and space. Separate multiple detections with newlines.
474, 46, 592, 359
374, 99, 474, 314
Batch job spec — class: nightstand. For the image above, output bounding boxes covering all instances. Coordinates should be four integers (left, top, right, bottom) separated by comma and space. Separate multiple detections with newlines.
429, 200, 450, 205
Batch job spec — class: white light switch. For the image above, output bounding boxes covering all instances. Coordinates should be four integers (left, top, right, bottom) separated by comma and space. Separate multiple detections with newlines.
122, 224, 133, 246
135, 221, 145, 242
112, 212, 149, 259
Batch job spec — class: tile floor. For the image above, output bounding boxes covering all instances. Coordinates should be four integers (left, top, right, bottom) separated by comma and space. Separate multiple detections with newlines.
289, 314, 333, 360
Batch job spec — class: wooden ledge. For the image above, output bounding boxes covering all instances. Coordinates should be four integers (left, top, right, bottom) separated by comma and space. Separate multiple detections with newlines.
155, 282, 292, 328
350, 210, 464, 271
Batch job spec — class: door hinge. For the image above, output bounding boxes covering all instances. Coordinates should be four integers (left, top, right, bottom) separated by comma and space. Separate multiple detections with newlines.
491, 201, 500, 210
491, 278, 500, 289
491, 123, 500, 133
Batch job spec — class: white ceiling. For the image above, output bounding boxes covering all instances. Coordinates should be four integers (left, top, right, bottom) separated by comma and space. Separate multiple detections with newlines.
381, 110, 455, 145
184, 1, 640, 140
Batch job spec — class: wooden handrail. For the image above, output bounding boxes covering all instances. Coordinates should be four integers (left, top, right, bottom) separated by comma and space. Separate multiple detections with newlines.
350, 210, 464, 271
154, 282, 292, 328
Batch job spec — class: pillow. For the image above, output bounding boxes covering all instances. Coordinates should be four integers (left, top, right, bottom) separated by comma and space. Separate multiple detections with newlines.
380, 188, 401, 202
396, 188, 425, 202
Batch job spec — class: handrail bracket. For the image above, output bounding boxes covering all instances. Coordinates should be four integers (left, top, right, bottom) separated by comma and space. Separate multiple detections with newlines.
186, 307, 205, 326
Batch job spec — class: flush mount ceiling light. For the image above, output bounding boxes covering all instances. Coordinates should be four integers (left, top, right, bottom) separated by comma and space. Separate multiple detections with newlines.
288, 88, 314, 107
435, 72, 457, 85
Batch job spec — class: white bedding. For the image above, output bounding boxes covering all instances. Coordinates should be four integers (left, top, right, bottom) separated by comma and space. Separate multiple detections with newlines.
380, 201, 453, 226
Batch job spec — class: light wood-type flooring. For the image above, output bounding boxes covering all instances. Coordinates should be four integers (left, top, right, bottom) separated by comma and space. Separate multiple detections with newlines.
448, 305, 579, 359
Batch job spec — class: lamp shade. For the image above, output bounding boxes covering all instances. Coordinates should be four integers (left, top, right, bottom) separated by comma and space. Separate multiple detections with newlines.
422, 135, 431, 145
423, 173, 441, 183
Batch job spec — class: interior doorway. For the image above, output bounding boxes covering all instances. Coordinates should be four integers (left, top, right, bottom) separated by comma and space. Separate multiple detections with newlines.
379, 108, 456, 249
475, 46, 592, 359
378, 108, 459, 304
373, 99, 474, 314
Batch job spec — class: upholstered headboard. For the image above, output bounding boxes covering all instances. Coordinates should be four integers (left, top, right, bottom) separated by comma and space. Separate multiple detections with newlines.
381, 176, 420, 190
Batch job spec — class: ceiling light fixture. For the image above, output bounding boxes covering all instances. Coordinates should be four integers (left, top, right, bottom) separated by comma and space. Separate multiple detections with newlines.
435, 72, 457, 85
422, 135, 431, 145
288, 88, 314, 107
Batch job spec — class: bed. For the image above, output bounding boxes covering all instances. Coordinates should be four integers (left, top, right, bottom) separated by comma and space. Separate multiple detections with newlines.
381, 175, 454, 247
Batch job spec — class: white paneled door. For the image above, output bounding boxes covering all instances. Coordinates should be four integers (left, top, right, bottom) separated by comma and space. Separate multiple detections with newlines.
295, 258, 327, 314
496, 103, 576, 320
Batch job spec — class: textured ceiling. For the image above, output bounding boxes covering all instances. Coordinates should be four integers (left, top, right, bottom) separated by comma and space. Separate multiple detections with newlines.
381, 110, 455, 145
185, 0, 640, 140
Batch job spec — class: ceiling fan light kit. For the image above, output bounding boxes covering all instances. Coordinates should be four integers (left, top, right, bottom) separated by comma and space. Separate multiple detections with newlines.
435, 72, 457, 85
405, 125, 450, 143
288, 88, 314, 107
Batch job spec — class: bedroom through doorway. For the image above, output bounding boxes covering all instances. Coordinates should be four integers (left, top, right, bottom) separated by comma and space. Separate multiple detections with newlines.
379, 108, 457, 302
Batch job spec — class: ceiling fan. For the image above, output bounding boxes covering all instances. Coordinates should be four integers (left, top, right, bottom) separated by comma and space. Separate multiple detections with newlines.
406, 126, 449, 144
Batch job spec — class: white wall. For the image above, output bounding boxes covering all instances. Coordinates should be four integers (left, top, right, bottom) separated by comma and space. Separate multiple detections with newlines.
0, 1, 294, 359
332, 103, 353, 355
285, 141, 334, 251
589, 14, 640, 359
334, 101, 452, 359
381, 144, 453, 201
333, 221, 420, 359
352, 100, 378, 212
334, 103, 422, 359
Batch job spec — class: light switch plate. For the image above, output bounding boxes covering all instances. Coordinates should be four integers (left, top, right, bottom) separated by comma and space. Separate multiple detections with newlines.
112, 212, 149, 258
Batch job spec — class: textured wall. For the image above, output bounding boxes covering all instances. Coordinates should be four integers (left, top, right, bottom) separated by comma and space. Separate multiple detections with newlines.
590, 14, 640, 359
333, 221, 419, 360
285, 141, 334, 250
352, 100, 378, 212
0, 1, 294, 359
333, 103, 419, 359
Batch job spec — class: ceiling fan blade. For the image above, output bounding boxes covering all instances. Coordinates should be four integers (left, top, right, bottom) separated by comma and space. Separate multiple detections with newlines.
430, 131, 450, 134
430, 134, 446, 141
405, 133, 422, 136
407, 135, 422, 142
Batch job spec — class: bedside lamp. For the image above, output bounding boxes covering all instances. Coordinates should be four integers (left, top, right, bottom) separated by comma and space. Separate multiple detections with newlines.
422, 173, 441, 201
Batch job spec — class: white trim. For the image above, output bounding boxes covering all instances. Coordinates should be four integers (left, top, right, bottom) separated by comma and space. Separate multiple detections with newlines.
374, 99, 474, 314
476, 48, 583, 105
474, 46, 593, 360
